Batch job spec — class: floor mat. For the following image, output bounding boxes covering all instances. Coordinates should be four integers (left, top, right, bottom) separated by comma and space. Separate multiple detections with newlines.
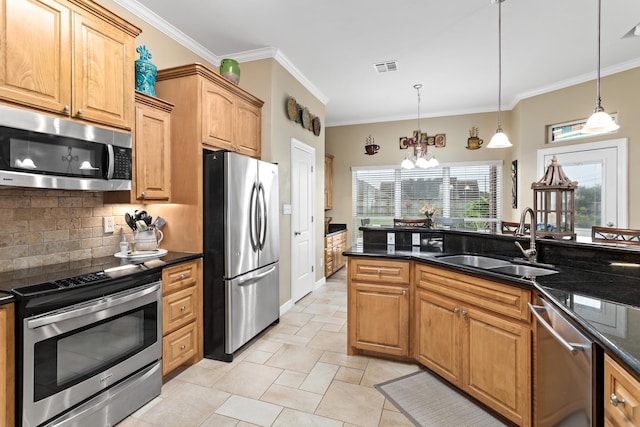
375, 370, 509, 427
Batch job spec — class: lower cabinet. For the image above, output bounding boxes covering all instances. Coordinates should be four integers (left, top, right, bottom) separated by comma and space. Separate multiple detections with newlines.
325, 230, 347, 277
414, 264, 532, 427
0, 303, 14, 427
347, 258, 411, 356
604, 354, 640, 426
162, 259, 202, 377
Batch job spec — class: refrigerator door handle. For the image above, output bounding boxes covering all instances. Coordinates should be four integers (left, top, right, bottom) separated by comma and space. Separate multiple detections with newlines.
249, 183, 258, 251
237, 265, 277, 286
258, 183, 267, 250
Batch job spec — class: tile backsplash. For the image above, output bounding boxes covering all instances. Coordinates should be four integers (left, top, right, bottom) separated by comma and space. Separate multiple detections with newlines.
0, 187, 141, 273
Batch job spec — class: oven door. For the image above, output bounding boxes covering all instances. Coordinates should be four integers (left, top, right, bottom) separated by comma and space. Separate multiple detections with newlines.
22, 281, 162, 427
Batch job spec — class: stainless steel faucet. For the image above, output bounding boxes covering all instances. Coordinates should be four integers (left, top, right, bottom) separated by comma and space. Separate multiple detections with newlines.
515, 207, 537, 264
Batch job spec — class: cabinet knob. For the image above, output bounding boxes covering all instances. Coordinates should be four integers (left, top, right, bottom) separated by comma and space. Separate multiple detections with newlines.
376, 269, 381, 276
453, 308, 460, 313
77, 109, 84, 115
179, 273, 186, 280
461, 310, 468, 317
63, 105, 70, 114
180, 344, 186, 350
402, 289, 407, 296
180, 306, 186, 312
610, 393, 626, 407
140, 191, 146, 198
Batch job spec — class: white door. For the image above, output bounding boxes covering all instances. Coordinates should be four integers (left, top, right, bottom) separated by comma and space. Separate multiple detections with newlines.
291, 139, 315, 302
537, 138, 628, 238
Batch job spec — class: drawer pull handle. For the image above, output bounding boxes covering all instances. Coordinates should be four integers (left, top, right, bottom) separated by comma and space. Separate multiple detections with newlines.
179, 273, 186, 280
180, 345, 186, 350
180, 306, 186, 311
376, 269, 381, 276
610, 393, 626, 407
453, 308, 460, 313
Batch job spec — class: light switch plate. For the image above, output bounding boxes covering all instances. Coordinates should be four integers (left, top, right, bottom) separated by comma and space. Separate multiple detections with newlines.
412, 233, 420, 246
103, 216, 115, 233
283, 204, 292, 215
387, 233, 395, 244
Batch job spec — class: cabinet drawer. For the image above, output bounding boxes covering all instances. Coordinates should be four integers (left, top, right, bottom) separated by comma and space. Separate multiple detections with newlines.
325, 236, 334, 247
163, 260, 197, 294
163, 286, 198, 335
416, 264, 530, 321
349, 258, 410, 284
605, 354, 640, 426
162, 322, 197, 375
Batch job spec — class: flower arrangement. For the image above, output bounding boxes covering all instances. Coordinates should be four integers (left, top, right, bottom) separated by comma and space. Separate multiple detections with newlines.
419, 204, 438, 218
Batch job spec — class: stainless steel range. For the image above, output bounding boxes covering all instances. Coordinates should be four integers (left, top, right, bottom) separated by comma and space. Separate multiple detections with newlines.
11, 263, 163, 427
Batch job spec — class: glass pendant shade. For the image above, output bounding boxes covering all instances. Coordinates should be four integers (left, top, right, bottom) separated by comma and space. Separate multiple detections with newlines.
401, 157, 415, 169
487, 128, 512, 148
583, 110, 619, 134
415, 156, 429, 168
399, 83, 439, 169
427, 157, 440, 168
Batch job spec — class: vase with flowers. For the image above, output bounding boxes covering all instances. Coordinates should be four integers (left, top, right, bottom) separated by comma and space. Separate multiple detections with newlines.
419, 203, 438, 228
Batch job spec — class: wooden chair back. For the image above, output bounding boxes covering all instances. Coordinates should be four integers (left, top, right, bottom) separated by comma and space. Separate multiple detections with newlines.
501, 221, 530, 235
591, 226, 640, 245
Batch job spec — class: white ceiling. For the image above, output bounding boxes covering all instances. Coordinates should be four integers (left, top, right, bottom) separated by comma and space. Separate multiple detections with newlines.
119, 0, 640, 127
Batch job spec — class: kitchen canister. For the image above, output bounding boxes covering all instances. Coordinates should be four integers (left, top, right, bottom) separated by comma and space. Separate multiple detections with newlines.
135, 45, 157, 96
220, 58, 240, 84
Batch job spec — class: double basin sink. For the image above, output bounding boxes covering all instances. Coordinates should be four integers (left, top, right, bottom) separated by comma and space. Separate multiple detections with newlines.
436, 254, 558, 279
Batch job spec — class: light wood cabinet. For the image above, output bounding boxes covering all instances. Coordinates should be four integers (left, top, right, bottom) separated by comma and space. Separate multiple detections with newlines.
325, 230, 347, 277
0, 0, 139, 130
325, 154, 334, 210
161, 259, 202, 377
347, 258, 411, 357
0, 303, 14, 427
414, 264, 531, 426
604, 354, 640, 426
157, 64, 263, 159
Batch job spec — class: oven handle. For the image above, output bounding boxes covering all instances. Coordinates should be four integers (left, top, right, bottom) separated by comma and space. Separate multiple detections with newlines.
27, 282, 161, 329
528, 302, 587, 355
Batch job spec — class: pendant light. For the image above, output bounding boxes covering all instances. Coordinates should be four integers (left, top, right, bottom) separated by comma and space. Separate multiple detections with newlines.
487, 0, 512, 148
401, 84, 439, 169
582, 0, 619, 134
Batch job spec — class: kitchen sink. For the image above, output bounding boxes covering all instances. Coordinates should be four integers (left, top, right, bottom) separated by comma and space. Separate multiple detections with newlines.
487, 264, 558, 278
438, 255, 512, 269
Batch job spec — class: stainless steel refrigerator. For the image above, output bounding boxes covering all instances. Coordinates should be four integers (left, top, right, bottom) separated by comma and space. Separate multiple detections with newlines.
203, 149, 280, 361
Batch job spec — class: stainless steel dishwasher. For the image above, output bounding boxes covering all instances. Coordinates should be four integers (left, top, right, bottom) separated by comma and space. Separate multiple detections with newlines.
529, 296, 603, 427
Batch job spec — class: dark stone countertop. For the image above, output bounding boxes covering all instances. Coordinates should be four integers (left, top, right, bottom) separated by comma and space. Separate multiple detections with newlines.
326, 223, 347, 237
344, 244, 640, 380
0, 290, 13, 306
0, 251, 203, 294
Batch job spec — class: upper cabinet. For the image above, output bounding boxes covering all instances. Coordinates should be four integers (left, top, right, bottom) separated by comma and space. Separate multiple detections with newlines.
156, 63, 264, 159
0, 0, 140, 130
325, 154, 334, 210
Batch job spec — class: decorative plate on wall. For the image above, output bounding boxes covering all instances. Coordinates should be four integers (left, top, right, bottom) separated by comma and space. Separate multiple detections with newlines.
312, 116, 321, 136
287, 97, 298, 121
301, 107, 311, 129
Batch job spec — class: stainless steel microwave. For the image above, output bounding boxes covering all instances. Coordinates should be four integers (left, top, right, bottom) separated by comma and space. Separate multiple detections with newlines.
0, 105, 132, 191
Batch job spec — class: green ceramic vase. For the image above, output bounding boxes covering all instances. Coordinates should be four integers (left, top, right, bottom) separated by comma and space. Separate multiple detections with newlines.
220, 58, 240, 84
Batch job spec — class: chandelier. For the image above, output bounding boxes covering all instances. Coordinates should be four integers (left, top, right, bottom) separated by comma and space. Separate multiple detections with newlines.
401, 84, 439, 169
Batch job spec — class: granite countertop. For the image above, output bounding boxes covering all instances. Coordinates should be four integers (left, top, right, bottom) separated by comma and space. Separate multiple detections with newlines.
326, 223, 347, 237
344, 245, 640, 379
0, 251, 203, 295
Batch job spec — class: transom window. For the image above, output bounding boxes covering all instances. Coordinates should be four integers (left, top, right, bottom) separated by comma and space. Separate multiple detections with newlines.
352, 161, 502, 245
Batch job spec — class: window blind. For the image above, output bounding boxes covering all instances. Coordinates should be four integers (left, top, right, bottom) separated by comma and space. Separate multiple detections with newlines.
352, 161, 502, 245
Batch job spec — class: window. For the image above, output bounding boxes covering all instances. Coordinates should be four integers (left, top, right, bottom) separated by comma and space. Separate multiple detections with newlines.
537, 138, 628, 240
352, 161, 502, 245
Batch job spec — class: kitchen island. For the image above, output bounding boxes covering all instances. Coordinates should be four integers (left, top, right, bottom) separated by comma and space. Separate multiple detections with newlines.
346, 227, 640, 426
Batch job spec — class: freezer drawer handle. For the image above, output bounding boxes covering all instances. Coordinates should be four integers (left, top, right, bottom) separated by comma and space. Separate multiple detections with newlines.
238, 266, 277, 286
528, 302, 587, 355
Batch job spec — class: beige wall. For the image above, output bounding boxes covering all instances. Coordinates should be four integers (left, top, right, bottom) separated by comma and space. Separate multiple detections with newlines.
326, 67, 640, 246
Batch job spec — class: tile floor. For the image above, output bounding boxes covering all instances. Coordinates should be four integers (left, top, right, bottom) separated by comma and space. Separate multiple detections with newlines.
120, 268, 421, 427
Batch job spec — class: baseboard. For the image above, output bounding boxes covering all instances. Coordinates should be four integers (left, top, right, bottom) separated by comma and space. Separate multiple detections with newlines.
280, 299, 294, 316
314, 277, 326, 290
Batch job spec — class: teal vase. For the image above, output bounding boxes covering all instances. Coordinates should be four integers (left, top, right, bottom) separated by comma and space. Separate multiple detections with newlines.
220, 58, 240, 84
135, 45, 157, 96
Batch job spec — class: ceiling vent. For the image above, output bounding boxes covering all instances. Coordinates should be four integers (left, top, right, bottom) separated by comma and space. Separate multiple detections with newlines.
374, 60, 398, 73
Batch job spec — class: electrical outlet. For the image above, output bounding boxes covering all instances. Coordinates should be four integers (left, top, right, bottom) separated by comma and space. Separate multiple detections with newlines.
412, 233, 420, 246
103, 216, 115, 233
386, 232, 395, 245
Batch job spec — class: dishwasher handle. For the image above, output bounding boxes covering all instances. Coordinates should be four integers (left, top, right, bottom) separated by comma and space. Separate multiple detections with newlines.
528, 302, 588, 355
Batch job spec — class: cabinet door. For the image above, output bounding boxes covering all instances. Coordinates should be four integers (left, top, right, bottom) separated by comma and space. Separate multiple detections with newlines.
0, 0, 71, 114
414, 289, 462, 386
463, 306, 531, 426
235, 97, 261, 158
201, 80, 234, 150
72, 10, 134, 129
324, 154, 333, 210
0, 303, 14, 427
349, 282, 409, 356
134, 99, 171, 200
604, 354, 640, 427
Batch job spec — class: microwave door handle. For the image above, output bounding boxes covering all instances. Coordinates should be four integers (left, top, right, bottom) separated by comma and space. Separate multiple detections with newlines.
27, 282, 160, 329
105, 144, 115, 180
527, 303, 587, 355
